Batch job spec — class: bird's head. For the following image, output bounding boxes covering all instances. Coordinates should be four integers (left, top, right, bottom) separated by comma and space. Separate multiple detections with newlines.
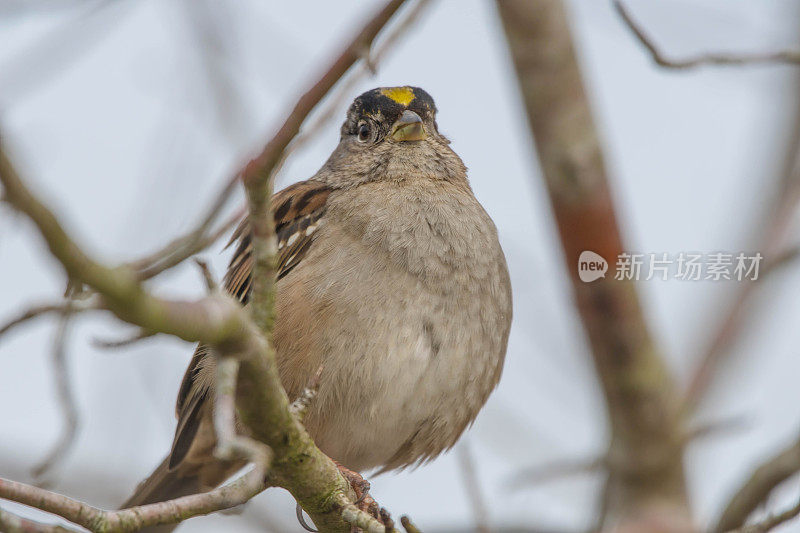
320, 86, 467, 187
341, 86, 436, 144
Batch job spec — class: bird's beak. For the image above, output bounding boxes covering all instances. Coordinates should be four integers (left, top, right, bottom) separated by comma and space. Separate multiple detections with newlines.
391, 110, 426, 142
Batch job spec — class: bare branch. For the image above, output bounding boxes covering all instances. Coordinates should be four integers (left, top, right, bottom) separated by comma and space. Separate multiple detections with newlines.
0, 299, 96, 339
239, 0, 408, 195
211, 354, 271, 470
496, 0, 691, 528
0, 506, 80, 533
289, 365, 323, 421
129, 198, 244, 281
339, 495, 387, 533
275, 0, 432, 186
456, 441, 492, 533
613, 1, 800, 69
684, 415, 750, 445
32, 305, 80, 484
0, 143, 274, 531
762, 245, 800, 277
684, 115, 800, 412
735, 496, 800, 533
508, 457, 607, 490
1, 145, 246, 346
0, 468, 269, 532
179, 0, 245, 148
92, 330, 156, 349
193, 258, 218, 292
714, 435, 800, 532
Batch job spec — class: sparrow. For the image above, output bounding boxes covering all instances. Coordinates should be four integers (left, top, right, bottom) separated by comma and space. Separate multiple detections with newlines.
124, 86, 512, 531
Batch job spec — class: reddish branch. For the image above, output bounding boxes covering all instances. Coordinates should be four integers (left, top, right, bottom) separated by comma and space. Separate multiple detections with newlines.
241, 0, 407, 189
496, 0, 691, 529
0, 506, 79, 533
685, 144, 800, 411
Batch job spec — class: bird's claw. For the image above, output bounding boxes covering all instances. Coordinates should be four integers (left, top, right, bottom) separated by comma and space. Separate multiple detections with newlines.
336, 462, 390, 525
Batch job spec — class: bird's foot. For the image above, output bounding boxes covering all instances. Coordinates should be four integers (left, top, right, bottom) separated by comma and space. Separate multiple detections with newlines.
335, 462, 394, 530
336, 463, 371, 505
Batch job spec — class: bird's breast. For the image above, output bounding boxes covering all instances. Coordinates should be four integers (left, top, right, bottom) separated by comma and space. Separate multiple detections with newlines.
273, 180, 512, 471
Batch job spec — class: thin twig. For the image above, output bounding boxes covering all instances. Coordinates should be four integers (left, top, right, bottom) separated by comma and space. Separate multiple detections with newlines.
0, 506, 80, 533
0, 468, 269, 532
338, 493, 387, 533
761, 244, 800, 277
180, 0, 244, 149
289, 365, 324, 421
1, 132, 276, 532
684, 122, 800, 412
714, 435, 800, 532
211, 354, 271, 469
193, 258, 218, 292
0, 299, 96, 339
456, 441, 492, 533
735, 496, 800, 533
508, 457, 607, 490
0, 0, 132, 104
240, 0, 408, 193
128, 187, 243, 281
684, 415, 750, 445
614, 0, 800, 69
274, 0, 432, 186
92, 330, 156, 349
31, 304, 80, 484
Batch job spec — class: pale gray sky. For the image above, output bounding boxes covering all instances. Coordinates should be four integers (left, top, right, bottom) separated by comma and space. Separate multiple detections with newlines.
2, 1, 800, 531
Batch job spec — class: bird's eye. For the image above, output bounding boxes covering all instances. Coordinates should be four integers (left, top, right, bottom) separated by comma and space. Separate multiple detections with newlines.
357, 123, 371, 143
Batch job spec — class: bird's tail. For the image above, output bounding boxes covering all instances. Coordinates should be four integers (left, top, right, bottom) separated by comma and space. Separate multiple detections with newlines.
121, 457, 202, 533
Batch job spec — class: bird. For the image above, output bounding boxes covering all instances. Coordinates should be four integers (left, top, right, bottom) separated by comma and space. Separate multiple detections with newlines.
123, 86, 513, 531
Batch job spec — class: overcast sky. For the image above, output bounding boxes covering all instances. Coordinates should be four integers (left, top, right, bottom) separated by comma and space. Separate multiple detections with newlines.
2, 1, 800, 531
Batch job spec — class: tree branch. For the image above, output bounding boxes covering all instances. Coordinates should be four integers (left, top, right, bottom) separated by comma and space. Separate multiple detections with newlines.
455, 442, 492, 533
274, 0, 432, 186
32, 304, 80, 484
0, 299, 97, 339
508, 457, 607, 490
239, 0, 407, 192
130, 206, 244, 281
613, 0, 800, 69
735, 496, 800, 533
684, 99, 800, 412
233, 3, 411, 530
0, 506, 80, 533
714, 435, 800, 532
496, 0, 691, 529
0, 468, 269, 533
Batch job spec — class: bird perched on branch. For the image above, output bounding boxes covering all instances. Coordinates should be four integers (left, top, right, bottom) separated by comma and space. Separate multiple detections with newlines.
124, 86, 512, 530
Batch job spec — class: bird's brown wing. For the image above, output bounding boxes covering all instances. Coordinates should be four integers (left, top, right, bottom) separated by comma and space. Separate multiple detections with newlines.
168, 179, 332, 469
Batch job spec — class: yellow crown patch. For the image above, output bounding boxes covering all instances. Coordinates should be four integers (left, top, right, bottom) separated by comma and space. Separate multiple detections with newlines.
380, 87, 415, 106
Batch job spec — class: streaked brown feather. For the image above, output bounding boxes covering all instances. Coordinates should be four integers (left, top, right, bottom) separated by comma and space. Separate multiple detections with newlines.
223, 179, 331, 303
169, 180, 331, 470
